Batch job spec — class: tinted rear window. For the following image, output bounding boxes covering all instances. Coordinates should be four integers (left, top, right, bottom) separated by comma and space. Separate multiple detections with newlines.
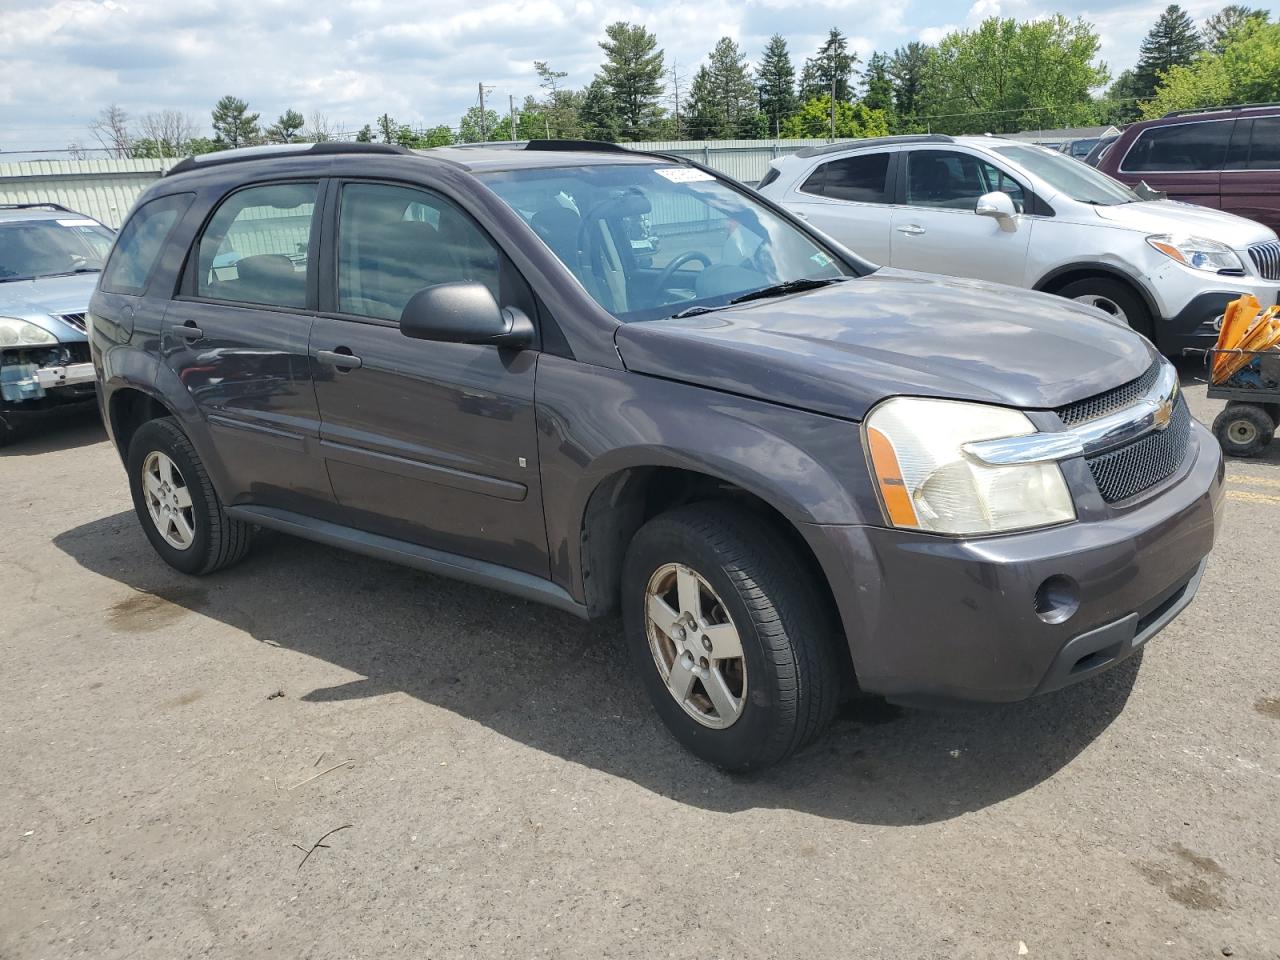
1246, 117, 1280, 170
1120, 121, 1232, 173
100, 194, 192, 295
800, 153, 890, 203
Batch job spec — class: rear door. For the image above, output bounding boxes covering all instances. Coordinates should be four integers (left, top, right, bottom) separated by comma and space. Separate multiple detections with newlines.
1115, 118, 1230, 208
1221, 117, 1280, 235
162, 180, 331, 513
782, 151, 895, 263
890, 148, 1032, 285
309, 179, 548, 577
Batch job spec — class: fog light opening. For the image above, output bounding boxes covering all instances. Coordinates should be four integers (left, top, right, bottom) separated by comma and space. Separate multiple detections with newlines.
1035, 575, 1080, 624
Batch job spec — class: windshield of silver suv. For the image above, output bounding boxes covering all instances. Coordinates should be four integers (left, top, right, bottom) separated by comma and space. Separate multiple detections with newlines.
990, 143, 1138, 206
0, 217, 115, 282
480, 162, 851, 321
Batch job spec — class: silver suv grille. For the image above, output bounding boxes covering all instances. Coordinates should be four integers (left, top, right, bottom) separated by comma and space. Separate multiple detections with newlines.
1056, 362, 1192, 503
1249, 240, 1280, 281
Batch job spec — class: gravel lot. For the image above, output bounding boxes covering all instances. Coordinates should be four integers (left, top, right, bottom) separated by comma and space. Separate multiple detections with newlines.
2, 366, 1279, 959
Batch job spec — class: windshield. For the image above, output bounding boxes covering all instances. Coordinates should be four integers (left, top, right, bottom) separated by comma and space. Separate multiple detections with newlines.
992, 144, 1138, 206
479, 163, 852, 321
0, 218, 115, 282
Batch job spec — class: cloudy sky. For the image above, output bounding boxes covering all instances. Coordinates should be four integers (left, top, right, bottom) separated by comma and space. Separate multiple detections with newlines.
0, 0, 1251, 154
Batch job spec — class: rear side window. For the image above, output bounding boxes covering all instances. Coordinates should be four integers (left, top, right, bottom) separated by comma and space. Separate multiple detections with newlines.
1244, 117, 1280, 170
800, 153, 890, 203
101, 193, 193, 295
1120, 121, 1232, 173
195, 182, 317, 309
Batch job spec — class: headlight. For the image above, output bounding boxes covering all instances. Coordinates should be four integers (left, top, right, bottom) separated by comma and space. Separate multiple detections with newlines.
0, 316, 58, 348
1147, 234, 1244, 274
864, 397, 1075, 535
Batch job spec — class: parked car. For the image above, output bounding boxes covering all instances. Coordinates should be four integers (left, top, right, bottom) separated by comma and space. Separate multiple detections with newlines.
759, 134, 1280, 353
0, 203, 115, 443
1095, 104, 1280, 235
1059, 137, 1101, 159
92, 141, 1222, 770
1083, 134, 1120, 168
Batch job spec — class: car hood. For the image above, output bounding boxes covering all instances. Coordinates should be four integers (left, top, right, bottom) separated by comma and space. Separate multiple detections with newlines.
1092, 200, 1277, 247
0, 272, 97, 340
614, 269, 1156, 422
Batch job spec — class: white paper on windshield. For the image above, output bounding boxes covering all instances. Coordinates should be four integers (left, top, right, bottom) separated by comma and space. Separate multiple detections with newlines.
56, 219, 98, 227
654, 167, 715, 183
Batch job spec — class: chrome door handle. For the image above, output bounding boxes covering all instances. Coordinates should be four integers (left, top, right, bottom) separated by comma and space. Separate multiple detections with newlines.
316, 348, 362, 369
173, 322, 204, 339
896, 224, 926, 236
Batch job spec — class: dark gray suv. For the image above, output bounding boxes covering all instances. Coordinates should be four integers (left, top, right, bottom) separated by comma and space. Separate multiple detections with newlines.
90, 140, 1224, 770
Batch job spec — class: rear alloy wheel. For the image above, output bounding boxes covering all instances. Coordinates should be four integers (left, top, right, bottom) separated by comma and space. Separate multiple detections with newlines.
1056, 277, 1154, 342
622, 503, 843, 771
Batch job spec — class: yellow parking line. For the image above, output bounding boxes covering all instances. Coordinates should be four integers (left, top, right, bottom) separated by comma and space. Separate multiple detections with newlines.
1227, 489, 1280, 505
1227, 474, 1280, 490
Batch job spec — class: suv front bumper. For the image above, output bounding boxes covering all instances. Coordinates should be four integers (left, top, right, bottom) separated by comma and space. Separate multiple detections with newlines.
802, 419, 1224, 704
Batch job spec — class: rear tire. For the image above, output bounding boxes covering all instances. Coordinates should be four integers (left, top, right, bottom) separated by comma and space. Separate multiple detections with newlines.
126, 417, 252, 574
1056, 277, 1155, 342
1212, 403, 1274, 458
621, 502, 843, 772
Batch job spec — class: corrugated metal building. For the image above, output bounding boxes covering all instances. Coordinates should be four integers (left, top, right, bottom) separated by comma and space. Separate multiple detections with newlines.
0, 140, 837, 227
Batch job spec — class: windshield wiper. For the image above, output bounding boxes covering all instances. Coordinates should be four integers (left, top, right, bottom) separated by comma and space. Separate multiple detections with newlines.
727, 276, 849, 306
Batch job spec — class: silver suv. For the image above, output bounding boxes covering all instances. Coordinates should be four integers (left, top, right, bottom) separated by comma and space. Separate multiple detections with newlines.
0, 203, 114, 443
758, 134, 1280, 354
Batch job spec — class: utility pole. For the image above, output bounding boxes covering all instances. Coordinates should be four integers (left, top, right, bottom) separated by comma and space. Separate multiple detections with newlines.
830, 76, 836, 139
477, 82, 495, 141
509, 94, 518, 141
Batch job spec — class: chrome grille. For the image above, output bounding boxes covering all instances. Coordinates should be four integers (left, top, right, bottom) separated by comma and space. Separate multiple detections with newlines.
1057, 362, 1160, 427
1084, 397, 1191, 503
58, 312, 87, 332
1249, 240, 1280, 281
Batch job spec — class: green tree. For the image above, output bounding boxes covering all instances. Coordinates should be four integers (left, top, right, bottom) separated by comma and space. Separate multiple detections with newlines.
354, 124, 374, 143
1134, 5, 1204, 98
686, 37, 757, 139
780, 96, 889, 138
211, 95, 260, 148
889, 42, 932, 126
598, 21, 666, 138
535, 60, 583, 138
861, 52, 896, 123
800, 28, 858, 102
419, 124, 456, 147
459, 105, 501, 143
1203, 4, 1270, 53
1096, 69, 1145, 124
1140, 19, 1280, 116
376, 113, 398, 143
918, 17, 1107, 134
579, 77, 621, 141
186, 137, 219, 156
267, 108, 305, 143
756, 34, 797, 137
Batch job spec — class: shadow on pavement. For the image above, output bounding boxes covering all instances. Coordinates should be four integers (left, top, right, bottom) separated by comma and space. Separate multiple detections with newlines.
0, 409, 105, 457
54, 511, 1140, 826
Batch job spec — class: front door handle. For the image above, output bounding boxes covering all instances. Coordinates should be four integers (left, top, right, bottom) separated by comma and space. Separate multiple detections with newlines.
896, 224, 926, 236
316, 348, 362, 370
173, 322, 204, 339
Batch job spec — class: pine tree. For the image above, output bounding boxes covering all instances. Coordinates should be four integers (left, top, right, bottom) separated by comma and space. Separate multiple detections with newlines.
1135, 5, 1205, 98
598, 22, 666, 139
1203, 4, 1270, 53
267, 109, 305, 143
800, 28, 859, 102
355, 124, 374, 143
861, 52, 895, 120
211, 96, 260, 148
888, 42, 930, 122
756, 34, 797, 136
579, 77, 621, 142
700, 37, 758, 138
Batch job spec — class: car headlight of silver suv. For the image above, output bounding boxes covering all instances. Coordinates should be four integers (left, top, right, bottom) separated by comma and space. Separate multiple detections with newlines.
864, 397, 1076, 535
1147, 234, 1244, 274
0, 316, 58, 348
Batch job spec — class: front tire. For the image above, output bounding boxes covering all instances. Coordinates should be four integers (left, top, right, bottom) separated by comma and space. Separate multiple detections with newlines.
1057, 277, 1155, 342
126, 417, 252, 574
621, 503, 843, 771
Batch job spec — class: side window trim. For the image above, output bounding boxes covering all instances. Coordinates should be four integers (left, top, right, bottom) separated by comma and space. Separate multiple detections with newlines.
899, 148, 1030, 213
100, 192, 195, 297
1117, 117, 1234, 174
179, 178, 322, 312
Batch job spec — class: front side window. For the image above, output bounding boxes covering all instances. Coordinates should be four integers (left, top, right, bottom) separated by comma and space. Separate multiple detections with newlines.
991, 143, 1136, 206
195, 182, 317, 308
2, 216, 118, 285
480, 163, 850, 321
336, 182, 501, 322
1120, 121, 1232, 173
800, 153, 891, 203
905, 150, 1026, 211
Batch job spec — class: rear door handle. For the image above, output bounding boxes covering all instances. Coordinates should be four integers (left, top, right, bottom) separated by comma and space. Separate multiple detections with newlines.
896, 224, 926, 236
316, 348, 362, 370
173, 322, 204, 339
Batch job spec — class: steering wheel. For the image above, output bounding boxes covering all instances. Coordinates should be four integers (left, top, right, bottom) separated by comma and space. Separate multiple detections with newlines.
655, 251, 712, 294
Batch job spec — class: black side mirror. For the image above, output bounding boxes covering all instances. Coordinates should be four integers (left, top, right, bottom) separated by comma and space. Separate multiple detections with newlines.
399, 281, 534, 349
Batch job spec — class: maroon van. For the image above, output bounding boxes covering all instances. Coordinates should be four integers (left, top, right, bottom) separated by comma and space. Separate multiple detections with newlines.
1097, 104, 1280, 235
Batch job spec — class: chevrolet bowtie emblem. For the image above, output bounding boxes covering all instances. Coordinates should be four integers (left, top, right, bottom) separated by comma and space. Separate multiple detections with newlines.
1153, 397, 1174, 430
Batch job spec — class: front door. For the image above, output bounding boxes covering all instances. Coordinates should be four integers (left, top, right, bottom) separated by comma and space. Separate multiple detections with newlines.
890, 149, 1032, 285
310, 180, 548, 577
161, 180, 331, 512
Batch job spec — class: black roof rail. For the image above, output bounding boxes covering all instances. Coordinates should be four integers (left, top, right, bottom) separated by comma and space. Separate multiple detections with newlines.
794, 134, 954, 158
165, 141, 410, 177
1163, 101, 1280, 118
0, 202, 76, 213
448, 139, 643, 155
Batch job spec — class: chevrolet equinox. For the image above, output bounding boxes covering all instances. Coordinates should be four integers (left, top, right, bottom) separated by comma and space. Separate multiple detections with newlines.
89, 140, 1224, 770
